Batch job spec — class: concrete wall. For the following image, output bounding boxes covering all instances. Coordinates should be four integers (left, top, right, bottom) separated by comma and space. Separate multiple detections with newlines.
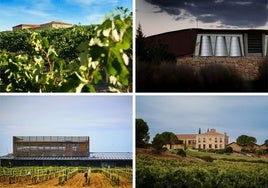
176, 57, 267, 80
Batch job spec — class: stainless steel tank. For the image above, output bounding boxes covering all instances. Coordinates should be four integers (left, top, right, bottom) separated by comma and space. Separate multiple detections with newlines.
266, 38, 268, 56
215, 36, 228, 56
230, 36, 242, 56
200, 35, 213, 56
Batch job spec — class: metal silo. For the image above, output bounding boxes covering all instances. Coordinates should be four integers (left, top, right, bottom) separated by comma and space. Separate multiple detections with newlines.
200, 35, 213, 56
266, 38, 268, 56
230, 36, 242, 56
215, 36, 228, 56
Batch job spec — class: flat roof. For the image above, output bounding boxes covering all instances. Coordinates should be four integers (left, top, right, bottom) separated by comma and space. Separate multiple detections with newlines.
147, 28, 268, 38
0, 152, 132, 161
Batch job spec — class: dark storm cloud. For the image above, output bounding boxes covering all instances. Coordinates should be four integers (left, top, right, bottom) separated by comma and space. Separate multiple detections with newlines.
144, 0, 268, 27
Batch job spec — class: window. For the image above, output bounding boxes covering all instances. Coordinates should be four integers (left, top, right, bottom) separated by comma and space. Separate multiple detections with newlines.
203, 138, 206, 143
215, 144, 218, 149
215, 138, 218, 143
72, 144, 77, 151
209, 144, 212, 149
248, 33, 262, 54
219, 144, 222, 149
220, 138, 223, 143
198, 138, 201, 143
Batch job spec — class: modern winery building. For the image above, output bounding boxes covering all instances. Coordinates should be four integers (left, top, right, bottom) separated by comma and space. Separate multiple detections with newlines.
13, 136, 89, 157
0, 136, 132, 167
145, 28, 268, 58
144, 28, 268, 82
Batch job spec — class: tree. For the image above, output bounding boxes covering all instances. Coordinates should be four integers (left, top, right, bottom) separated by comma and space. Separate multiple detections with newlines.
136, 119, 150, 148
160, 132, 179, 149
151, 132, 178, 152
136, 24, 149, 61
264, 139, 268, 147
152, 133, 164, 152
236, 135, 257, 146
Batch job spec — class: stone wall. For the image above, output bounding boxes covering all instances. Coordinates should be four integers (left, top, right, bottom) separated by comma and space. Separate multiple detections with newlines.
176, 57, 268, 80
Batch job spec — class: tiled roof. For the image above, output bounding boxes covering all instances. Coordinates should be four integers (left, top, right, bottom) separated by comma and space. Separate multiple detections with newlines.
13, 24, 40, 28
41, 21, 72, 25
177, 134, 196, 140
199, 131, 225, 136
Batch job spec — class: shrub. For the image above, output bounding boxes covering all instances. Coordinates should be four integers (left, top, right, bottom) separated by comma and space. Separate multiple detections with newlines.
253, 59, 268, 91
199, 64, 247, 92
200, 156, 214, 162
215, 149, 225, 154
177, 149, 186, 157
225, 146, 233, 153
136, 63, 200, 92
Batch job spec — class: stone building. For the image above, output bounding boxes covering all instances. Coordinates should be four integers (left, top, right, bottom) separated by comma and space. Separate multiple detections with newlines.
12, 21, 72, 31
12, 24, 41, 31
226, 142, 243, 152
196, 129, 228, 150
40, 21, 73, 29
172, 129, 229, 150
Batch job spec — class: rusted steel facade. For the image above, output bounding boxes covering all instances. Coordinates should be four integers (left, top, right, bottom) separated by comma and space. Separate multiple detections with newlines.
13, 136, 89, 157
146, 29, 198, 57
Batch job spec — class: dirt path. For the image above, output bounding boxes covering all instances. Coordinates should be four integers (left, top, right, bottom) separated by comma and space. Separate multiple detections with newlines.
64, 173, 88, 187
90, 173, 114, 188
0, 173, 132, 188
118, 175, 132, 188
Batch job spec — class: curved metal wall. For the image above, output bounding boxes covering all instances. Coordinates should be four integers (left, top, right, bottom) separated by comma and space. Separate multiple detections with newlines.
230, 36, 242, 57
200, 35, 213, 56
197, 34, 244, 57
215, 36, 228, 56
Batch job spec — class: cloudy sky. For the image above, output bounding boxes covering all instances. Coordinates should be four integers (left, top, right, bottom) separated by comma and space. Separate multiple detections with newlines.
136, 96, 268, 145
0, 0, 132, 31
136, 0, 268, 36
0, 95, 132, 156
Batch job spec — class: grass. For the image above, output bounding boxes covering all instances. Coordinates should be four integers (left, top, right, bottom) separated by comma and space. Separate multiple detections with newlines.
186, 150, 268, 163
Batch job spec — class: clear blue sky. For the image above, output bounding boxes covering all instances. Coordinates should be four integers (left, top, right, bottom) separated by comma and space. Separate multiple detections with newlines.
0, 95, 132, 156
136, 96, 268, 145
0, 0, 132, 31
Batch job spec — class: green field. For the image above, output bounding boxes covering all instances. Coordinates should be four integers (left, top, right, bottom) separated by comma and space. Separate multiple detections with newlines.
0, 7, 132, 92
186, 150, 268, 163
136, 153, 268, 188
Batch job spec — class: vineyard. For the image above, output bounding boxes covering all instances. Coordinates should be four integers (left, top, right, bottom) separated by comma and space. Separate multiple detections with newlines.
0, 7, 132, 92
0, 166, 132, 188
136, 155, 268, 188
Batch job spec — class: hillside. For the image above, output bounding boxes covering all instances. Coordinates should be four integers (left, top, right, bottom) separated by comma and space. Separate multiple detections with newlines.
136, 148, 268, 188
137, 148, 268, 163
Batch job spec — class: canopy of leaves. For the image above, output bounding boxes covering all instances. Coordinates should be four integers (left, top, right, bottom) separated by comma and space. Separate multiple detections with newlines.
136, 119, 150, 148
236, 135, 257, 146
264, 139, 268, 147
151, 131, 178, 152
152, 133, 164, 152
